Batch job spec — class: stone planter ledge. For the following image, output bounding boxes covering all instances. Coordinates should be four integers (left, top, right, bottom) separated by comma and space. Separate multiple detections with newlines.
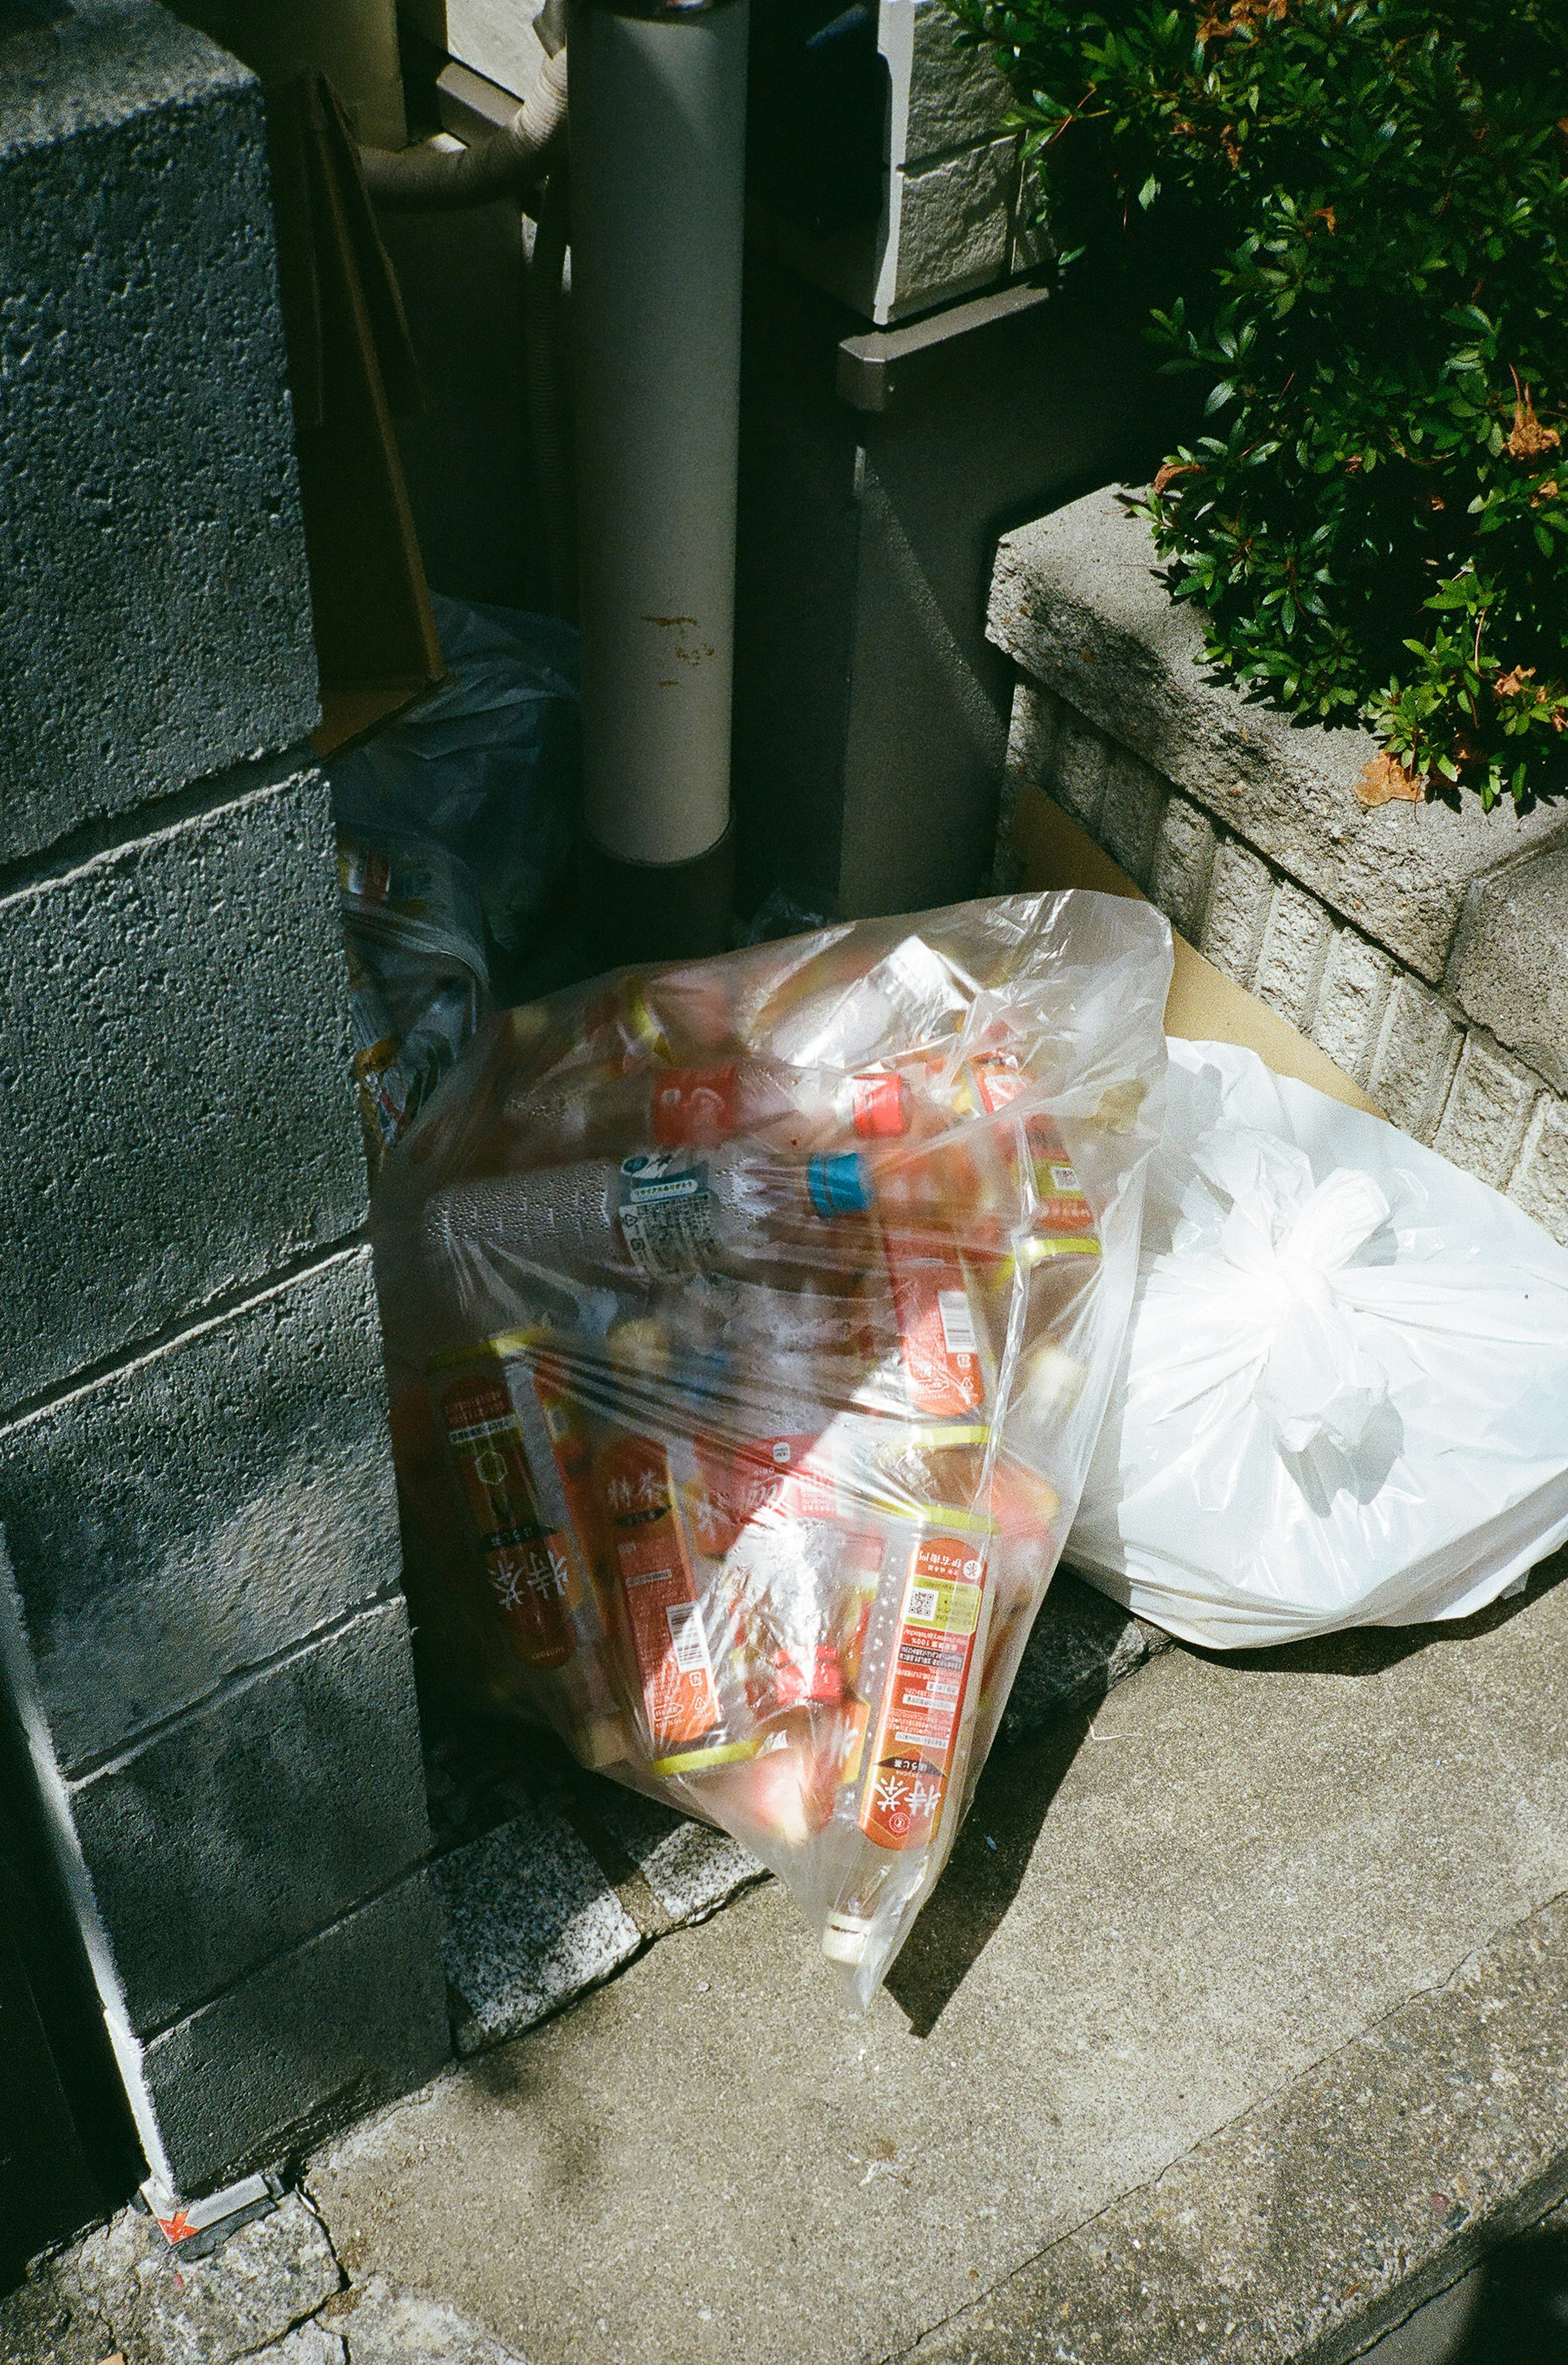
988, 485, 1568, 1245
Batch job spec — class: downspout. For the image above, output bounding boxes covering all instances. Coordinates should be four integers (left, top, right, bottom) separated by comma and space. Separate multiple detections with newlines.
568, 0, 748, 958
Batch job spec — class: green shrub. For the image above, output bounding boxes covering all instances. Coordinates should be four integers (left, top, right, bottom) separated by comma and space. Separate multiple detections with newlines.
956, 0, 1568, 807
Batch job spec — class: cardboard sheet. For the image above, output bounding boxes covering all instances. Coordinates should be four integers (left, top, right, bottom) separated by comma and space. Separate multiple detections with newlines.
1011, 782, 1385, 1119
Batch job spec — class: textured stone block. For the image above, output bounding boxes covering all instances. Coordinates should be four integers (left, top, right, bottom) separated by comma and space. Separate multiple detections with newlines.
1006, 676, 1063, 791
1048, 704, 1110, 833
1148, 792, 1216, 944
1510, 1094, 1568, 1247
904, 0, 1011, 160
0, 763, 364, 1412
137, 1870, 449, 2194
0, 3, 316, 864
1431, 1032, 1543, 1194
434, 1804, 641, 2051
1451, 840, 1568, 1094
0, 1247, 396, 1773
62, 2193, 338, 2365
596, 1790, 764, 1927
1098, 743, 1167, 888
66, 1600, 428, 2034
1310, 926, 1396, 1087
1254, 878, 1333, 1030
1198, 838, 1272, 988
1009, 150, 1051, 273
989, 490, 1568, 980
1369, 975, 1465, 1143
891, 136, 1016, 314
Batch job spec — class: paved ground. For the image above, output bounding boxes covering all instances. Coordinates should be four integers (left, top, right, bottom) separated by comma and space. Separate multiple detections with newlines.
11, 1558, 1568, 2365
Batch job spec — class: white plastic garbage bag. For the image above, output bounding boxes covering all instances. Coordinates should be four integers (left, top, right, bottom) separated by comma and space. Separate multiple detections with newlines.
1069, 1038, 1568, 1647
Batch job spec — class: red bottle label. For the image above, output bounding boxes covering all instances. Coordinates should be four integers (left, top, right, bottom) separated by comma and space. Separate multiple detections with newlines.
441, 1375, 576, 1670
883, 1230, 985, 1416
860, 1533, 985, 1851
599, 1432, 720, 1751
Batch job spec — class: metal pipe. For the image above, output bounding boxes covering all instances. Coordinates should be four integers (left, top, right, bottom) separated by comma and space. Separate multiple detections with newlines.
360, 47, 569, 209
568, 0, 748, 956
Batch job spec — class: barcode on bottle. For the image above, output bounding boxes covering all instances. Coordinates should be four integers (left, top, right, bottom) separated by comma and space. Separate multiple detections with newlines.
907, 1583, 941, 1625
666, 1601, 710, 1673
937, 1289, 978, 1357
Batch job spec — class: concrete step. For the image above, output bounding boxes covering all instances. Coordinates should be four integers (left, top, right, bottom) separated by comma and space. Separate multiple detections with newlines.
302, 1552, 1568, 2365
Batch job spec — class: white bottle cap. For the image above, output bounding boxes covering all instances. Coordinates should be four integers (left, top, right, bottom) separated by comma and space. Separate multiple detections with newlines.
822, 1911, 873, 1966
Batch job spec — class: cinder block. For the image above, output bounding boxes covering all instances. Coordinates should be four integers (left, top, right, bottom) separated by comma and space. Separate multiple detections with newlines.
0, 763, 365, 1411
1254, 878, 1334, 1030
1149, 792, 1217, 943
0, 4, 317, 864
1431, 1031, 1544, 1192
991, 681, 1054, 890
891, 136, 1016, 315
1047, 705, 1109, 833
1098, 743, 1167, 889
1510, 1093, 1568, 1247
1009, 151, 1051, 274
1199, 838, 1273, 988
1368, 975, 1465, 1142
66, 1599, 428, 2035
1006, 676, 1063, 791
989, 490, 1568, 981
1310, 927, 1396, 1087
905, 0, 1011, 161
1451, 842, 1568, 1095
0, 1247, 396, 1774
136, 1871, 450, 2195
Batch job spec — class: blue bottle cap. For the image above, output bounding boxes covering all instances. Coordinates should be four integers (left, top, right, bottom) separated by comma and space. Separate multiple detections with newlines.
807, 1151, 871, 1217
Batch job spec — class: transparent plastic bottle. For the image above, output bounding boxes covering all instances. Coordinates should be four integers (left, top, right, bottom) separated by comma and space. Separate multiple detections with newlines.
421, 1140, 884, 1285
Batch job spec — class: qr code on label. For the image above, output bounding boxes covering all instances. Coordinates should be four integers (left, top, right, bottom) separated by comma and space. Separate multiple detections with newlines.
907, 1583, 941, 1625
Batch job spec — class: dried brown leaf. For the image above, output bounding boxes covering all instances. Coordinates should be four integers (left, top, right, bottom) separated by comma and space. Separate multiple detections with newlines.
1355, 752, 1425, 806
1507, 393, 1561, 460
1152, 460, 1203, 494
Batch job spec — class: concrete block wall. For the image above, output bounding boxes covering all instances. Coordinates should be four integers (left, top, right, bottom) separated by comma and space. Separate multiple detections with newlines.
988, 487, 1568, 1244
0, 0, 447, 2200
758, 0, 1038, 325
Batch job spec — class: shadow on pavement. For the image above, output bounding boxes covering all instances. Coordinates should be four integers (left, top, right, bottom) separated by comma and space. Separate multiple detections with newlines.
886, 1699, 1098, 2037
1184, 1543, 1568, 1684
1430, 2225, 1568, 2363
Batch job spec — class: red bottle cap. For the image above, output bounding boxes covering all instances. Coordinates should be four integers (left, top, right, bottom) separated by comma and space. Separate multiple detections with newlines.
849, 1073, 909, 1139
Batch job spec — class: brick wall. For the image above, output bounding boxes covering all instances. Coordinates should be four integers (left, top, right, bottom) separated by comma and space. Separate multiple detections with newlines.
0, 0, 447, 2200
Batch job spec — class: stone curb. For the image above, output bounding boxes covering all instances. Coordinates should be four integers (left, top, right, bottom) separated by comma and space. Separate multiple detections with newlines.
896, 1889, 1568, 2365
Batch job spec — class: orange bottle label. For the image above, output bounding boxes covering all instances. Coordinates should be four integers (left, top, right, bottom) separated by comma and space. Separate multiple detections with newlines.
440, 1374, 576, 1670
859, 1533, 985, 1851
882, 1229, 985, 1417
692, 1432, 838, 1557
599, 1432, 720, 1750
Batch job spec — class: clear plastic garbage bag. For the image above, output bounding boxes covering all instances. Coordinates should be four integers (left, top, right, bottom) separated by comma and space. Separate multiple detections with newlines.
374, 893, 1170, 2003
1070, 1038, 1568, 1649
